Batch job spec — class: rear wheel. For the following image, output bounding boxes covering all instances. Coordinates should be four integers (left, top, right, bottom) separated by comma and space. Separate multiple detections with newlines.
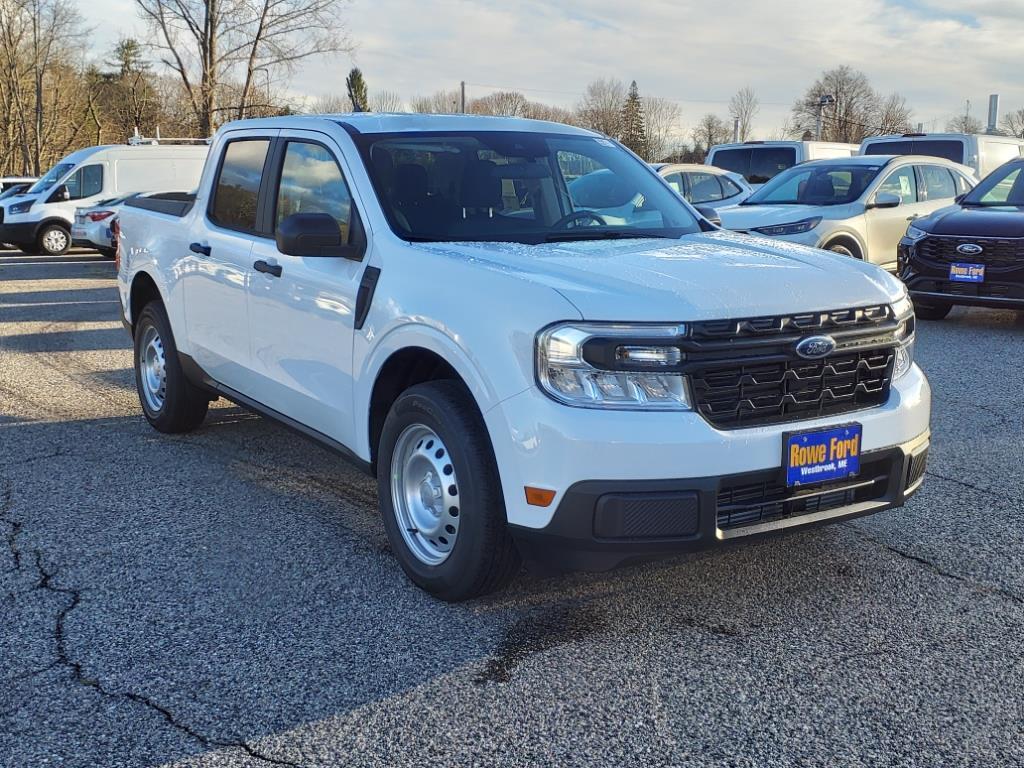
133, 301, 209, 432
36, 224, 70, 256
377, 381, 520, 601
913, 300, 952, 321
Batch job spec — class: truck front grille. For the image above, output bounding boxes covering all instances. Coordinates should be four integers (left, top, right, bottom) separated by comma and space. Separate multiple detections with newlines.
917, 236, 1024, 268
683, 306, 898, 430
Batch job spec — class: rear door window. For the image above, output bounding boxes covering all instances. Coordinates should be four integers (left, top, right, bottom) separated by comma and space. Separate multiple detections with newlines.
209, 139, 271, 233
919, 165, 956, 201
748, 147, 797, 184
877, 166, 918, 203
685, 171, 725, 203
864, 140, 913, 156
709, 148, 750, 178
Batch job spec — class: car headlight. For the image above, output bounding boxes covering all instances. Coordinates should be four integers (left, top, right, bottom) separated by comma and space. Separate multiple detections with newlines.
8, 200, 33, 215
536, 323, 691, 410
904, 225, 928, 242
752, 217, 822, 236
892, 294, 916, 379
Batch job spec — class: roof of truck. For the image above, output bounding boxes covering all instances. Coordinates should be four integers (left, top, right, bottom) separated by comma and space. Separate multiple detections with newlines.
222, 112, 603, 137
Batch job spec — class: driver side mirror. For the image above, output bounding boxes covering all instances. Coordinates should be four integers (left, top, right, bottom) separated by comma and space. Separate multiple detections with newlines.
868, 192, 901, 210
695, 205, 721, 227
954, 193, 966, 204
50, 184, 70, 203
276, 209, 366, 260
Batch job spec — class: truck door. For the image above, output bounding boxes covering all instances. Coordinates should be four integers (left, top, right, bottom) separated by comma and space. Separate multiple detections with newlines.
183, 130, 278, 387
244, 131, 368, 446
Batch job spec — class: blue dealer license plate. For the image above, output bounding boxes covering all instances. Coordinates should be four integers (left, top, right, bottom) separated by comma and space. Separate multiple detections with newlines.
784, 424, 862, 487
949, 262, 985, 282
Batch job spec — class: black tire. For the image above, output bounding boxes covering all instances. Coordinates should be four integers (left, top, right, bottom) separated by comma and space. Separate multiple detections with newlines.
377, 381, 521, 601
913, 300, 952, 321
36, 223, 70, 255
98, 247, 116, 260
825, 239, 861, 259
133, 301, 209, 433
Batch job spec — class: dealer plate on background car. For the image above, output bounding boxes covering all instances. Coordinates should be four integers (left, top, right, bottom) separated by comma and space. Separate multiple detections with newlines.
949, 262, 985, 283
784, 423, 862, 486
71, 227, 86, 238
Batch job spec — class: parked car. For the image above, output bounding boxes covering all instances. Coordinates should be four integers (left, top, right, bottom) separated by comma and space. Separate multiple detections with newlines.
0, 176, 36, 193
898, 157, 1024, 319
71, 194, 145, 257
0, 142, 208, 256
860, 133, 1024, 179
706, 140, 858, 186
117, 114, 930, 601
653, 163, 753, 209
718, 155, 976, 271
0, 183, 30, 201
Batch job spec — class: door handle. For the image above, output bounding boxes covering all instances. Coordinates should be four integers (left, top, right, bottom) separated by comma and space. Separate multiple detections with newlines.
253, 259, 282, 277
189, 242, 211, 256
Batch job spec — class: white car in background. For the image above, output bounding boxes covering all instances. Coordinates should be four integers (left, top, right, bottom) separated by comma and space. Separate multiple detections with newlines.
71, 194, 138, 257
860, 132, 1024, 178
652, 163, 752, 210
717, 155, 976, 270
706, 141, 858, 186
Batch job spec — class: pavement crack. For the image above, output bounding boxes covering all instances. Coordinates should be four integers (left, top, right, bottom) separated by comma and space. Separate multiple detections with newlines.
29, 550, 301, 767
1, 480, 24, 575
3, 447, 70, 469
924, 469, 1018, 503
844, 524, 1024, 606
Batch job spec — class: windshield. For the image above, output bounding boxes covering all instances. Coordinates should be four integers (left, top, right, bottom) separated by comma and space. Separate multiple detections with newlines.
0, 185, 28, 200
743, 163, 882, 206
27, 162, 74, 195
962, 163, 1024, 207
358, 131, 700, 244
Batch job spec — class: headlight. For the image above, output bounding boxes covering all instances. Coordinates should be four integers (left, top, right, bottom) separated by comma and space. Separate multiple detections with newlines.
8, 200, 33, 215
536, 323, 691, 410
892, 294, 916, 379
752, 217, 822, 236
905, 225, 928, 242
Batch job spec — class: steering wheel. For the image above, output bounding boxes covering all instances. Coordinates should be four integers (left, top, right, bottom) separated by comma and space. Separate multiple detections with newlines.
553, 210, 608, 229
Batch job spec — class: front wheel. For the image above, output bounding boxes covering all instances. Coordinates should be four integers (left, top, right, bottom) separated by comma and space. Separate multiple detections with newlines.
133, 301, 209, 432
913, 300, 952, 321
826, 240, 861, 259
37, 224, 70, 256
377, 381, 520, 601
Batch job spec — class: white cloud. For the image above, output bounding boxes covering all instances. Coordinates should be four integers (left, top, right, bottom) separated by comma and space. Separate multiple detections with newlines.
87, 0, 1024, 138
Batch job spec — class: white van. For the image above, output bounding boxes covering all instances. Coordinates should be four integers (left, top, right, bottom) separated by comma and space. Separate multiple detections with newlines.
0, 143, 208, 255
706, 140, 858, 186
859, 133, 1024, 178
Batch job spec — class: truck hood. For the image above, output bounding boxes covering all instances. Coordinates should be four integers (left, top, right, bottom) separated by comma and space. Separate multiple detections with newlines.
412, 231, 904, 322
718, 204, 846, 231
919, 204, 1024, 237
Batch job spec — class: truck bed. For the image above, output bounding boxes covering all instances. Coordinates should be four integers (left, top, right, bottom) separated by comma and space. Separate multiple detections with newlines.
124, 191, 196, 218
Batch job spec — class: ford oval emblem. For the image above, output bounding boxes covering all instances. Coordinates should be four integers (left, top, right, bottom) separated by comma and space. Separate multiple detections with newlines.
956, 243, 983, 256
795, 335, 836, 359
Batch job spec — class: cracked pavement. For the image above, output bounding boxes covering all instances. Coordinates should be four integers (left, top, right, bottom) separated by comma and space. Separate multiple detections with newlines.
1, 247, 1023, 767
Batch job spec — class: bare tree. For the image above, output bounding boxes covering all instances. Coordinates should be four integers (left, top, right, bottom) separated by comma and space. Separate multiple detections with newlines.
876, 92, 913, 135
409, 89, 460, 113
946, 113, 983, 133
690, 113, 731, 157
728, 86, 759, 141
370, 89, 403, 112
470, 90, 529, 117
1001, 108, 1024, 138
134, 0, 352, 135
311, 93, 349, 113
791, 66, 908, 143
525, 101, 575, 125
575, 78, 626, 138
642, 96, 681, 162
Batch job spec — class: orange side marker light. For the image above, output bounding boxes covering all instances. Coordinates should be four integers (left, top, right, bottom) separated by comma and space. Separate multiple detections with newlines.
525, 487, 556, 507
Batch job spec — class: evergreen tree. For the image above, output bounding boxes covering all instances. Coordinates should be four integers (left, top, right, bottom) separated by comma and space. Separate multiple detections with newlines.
620, 80, 649, 159
346, 67, 368, 112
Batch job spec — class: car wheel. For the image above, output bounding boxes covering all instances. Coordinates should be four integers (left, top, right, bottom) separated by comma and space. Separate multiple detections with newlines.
378, 380, 521, 601
826, 240, 861, 259
134, 301, 209, 433
913, 300, 952, 321
98, 247, 116, 260
36, 224, 70, 256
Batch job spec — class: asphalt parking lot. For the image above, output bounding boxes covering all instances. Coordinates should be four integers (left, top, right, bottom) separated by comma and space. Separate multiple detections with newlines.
1, 247, 1023, 768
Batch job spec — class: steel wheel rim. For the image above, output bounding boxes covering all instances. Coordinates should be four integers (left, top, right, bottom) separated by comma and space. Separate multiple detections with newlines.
139, 325, 167, 412
43, 228, 67, 253
390, 424, 461, 566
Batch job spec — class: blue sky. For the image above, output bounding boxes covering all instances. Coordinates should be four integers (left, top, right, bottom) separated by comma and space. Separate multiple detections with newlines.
91, 0, 1024, 139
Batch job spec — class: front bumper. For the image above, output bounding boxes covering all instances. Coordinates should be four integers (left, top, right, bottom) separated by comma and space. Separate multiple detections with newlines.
0, 221, 38, 245
510, 433, 929, 571
899, 237, 1024, 309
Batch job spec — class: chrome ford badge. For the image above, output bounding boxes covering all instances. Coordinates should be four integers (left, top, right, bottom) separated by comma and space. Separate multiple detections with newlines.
795, 335, 836, 359
956, 243, 983, 256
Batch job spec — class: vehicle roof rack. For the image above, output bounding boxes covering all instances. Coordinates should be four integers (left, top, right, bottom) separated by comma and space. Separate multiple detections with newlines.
129, 127, 211, 146
900, 133, 927, 137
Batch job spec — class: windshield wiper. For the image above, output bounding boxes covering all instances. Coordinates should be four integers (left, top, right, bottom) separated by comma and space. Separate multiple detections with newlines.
543, 230, 676, 243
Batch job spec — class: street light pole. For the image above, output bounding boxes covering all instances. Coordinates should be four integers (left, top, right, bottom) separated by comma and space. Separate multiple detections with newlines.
816, 94, 835, 141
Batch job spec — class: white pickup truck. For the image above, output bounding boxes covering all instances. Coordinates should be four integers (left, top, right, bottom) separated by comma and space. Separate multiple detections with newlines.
116, 114, 931, 600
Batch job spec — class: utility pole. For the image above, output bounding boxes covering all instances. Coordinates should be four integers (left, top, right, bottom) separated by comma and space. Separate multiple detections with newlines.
460, 81, 466, 114
733, 117, 739, 143
815, 94, 835, 141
